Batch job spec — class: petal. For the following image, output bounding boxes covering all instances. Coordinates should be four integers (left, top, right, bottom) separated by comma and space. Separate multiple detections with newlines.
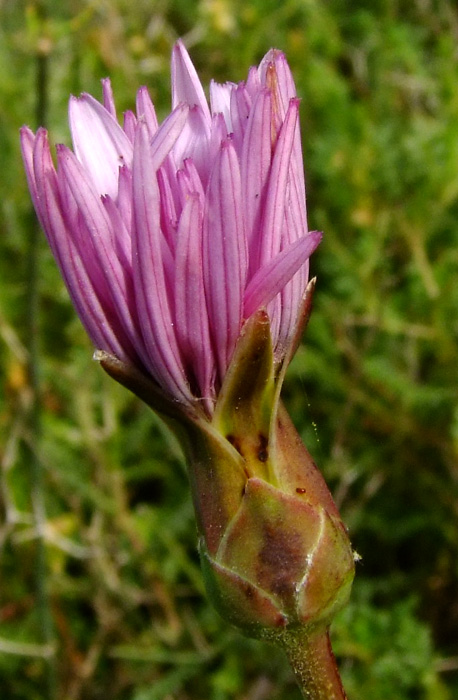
123, 110, 137, 143
230, 83, 252, 156
136, 85, 159, 137
243, 231, 322, 319
24, 129, 131, 358
156, 167, 178, 252
256, 98, 300, 268
132, 121, 192, 403
240, 88, 273, 259
209, 112, 228, 164
101, 194, 132, 271
150, 102, 189, 170
245, 65, 261, 99
101, 78, 117, 118
117, 164, 133, 228
258, 49, 297, 114
271, 208, 310, 352
181, 158, 205, 201
175, 193, 215, 405
203, 139, 248, 381
172, 105, 211, 184
69, 93, 133, 198
57, 145, 144, 359
172, 39, 211, 124
20, 126, 43, 224
210, 80, 235, 130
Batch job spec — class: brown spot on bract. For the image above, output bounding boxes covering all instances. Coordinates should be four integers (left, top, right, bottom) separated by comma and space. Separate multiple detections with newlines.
242, 583, 254, 599
258, 524, 303, 601
257, 434, 269, 462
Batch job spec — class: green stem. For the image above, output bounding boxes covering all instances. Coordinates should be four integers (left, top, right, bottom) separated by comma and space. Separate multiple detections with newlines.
25, 8, 57, 697
282, 627, 347, 700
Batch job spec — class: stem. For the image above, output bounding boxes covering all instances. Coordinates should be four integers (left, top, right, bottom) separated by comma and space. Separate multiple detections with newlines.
282, 626, 347, 700
25, 8, 57, 697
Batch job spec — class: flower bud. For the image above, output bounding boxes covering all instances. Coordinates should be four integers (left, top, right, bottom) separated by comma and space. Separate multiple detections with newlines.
189, 308, 354, 639
100, 291, 355, 641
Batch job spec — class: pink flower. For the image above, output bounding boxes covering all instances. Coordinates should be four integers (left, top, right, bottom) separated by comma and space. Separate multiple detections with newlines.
21, 41, 321, 414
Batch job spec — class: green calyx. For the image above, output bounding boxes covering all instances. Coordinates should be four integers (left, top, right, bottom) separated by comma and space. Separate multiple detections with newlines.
200, 475, 354, 638
98, 282, 355, 639
190, 303, 354, 638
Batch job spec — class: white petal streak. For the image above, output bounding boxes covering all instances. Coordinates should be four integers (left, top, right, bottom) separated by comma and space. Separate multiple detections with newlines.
69, 94, 133, 199
209, 80, 235, 130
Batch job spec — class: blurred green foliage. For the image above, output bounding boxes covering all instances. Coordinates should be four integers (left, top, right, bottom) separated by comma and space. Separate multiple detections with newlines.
0, 0, 457, 698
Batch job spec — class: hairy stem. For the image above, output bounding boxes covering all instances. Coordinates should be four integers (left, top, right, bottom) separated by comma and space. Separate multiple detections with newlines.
282, 627, 347, 700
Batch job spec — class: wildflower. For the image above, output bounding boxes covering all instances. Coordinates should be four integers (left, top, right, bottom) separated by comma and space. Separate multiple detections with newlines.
21, 43, 353, 699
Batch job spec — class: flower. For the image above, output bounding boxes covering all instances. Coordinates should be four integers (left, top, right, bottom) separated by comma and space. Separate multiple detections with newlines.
21, 41, 321, 415
21, 45, 354, 691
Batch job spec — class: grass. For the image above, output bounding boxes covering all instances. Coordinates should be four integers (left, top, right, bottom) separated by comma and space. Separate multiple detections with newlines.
0, 1, 457, 698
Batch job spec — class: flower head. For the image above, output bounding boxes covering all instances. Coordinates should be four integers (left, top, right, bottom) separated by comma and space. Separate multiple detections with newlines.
20, 44, 355, 669
21, 41, 321, 415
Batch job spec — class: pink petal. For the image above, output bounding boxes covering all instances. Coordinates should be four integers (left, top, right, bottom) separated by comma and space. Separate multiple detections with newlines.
209, 113, 229, 164
57, 145, 144, 358
243, 231, 322, 319
136, 86, 159, 137
101, 78, 117, 118
245, 65, 261, 99
203, 139, 248, 381
174, 193, 215, 406
230, 83, 252, 156
172, 40, 211, 124
150, 102, 190, 170
156, 167, 178, 252
123, 110, 137, 143
258, 49, 297, 115
271, 208, 309, 351
256, 98, 300, 269
117, 164, 133, 228
172, 105, 211, 184
69, 93, 133, 198
132, 121, 192, 403
240, 88, 273, 259
20, 127, 43, 224
23, 128, 131, 359
181, 158, 205, 200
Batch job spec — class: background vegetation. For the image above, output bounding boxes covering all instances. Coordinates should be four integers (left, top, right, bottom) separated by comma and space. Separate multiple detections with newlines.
0, 0, 457, 698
